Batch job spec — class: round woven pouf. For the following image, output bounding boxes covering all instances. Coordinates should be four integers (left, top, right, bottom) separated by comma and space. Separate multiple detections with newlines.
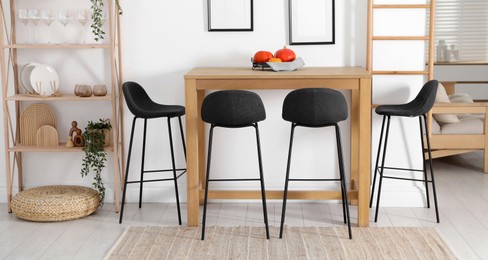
11, 185, 100, 222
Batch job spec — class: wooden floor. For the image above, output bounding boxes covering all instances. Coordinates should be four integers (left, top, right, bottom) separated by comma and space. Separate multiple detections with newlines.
0, 152, 487, 259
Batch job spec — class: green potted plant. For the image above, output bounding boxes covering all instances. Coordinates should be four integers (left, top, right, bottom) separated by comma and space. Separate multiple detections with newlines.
90, 0, 123, 42
81, 118, 112, 203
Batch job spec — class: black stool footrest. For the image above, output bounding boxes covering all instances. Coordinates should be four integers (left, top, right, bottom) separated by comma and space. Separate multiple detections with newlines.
143, 168, 186, 173
383, 176, 432, 182
209, 178, 261, 182
289, 178, 341, 182
378, 166, 423, 172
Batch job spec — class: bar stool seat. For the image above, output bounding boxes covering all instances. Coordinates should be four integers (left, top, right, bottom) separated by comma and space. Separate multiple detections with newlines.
280, 88, 352, 239
200, 90, 269, 240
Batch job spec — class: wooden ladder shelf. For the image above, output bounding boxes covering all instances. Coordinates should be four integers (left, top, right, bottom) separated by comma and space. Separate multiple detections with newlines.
367, 1, 436, 80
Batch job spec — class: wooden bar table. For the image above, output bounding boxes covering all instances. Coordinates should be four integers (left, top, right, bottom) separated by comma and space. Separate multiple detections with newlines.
184, 67, 372, 227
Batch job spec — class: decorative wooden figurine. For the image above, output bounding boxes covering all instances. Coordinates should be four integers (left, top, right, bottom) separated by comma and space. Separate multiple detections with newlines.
69, 121, 84, 147
66, 136, 75, 147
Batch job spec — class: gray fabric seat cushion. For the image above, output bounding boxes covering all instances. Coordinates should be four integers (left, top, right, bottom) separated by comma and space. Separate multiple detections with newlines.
438, 117, 484, 135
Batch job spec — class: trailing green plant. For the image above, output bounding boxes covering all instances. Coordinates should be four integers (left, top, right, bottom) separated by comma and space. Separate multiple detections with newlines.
81, 118, 112, 203
90, 0, 123, 42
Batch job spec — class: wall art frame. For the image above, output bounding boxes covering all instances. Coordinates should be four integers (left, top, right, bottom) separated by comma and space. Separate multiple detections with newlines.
289, 0, 335, 45
208, 0, 254, 32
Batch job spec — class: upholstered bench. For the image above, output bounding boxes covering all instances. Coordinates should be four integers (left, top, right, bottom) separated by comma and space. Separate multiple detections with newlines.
429, 83, 487, 172
11, 185, 100, 222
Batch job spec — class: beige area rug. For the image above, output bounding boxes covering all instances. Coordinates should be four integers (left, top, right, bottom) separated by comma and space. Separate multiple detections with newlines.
105, 226, 457, 260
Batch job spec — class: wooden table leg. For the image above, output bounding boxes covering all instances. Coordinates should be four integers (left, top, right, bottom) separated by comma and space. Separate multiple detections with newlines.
350, 89, 359, 206
185, 79, 200, 227
358, 78, 372, 227
197, 90, 206, 205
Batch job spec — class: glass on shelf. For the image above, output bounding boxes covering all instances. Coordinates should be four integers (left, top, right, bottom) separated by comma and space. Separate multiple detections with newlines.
57, 10, 70, 43
40, 10, 54, 43
28, 9, 41, 43
18, 9, 30, 43
98, 12, 109, 43
77, 9, 90, 43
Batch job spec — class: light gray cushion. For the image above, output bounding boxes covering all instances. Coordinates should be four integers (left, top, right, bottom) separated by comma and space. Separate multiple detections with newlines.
449, 93, 474, 103
431, 118, 441, 134
440, 117, 484, 134
433, 83, 460, 124
449, 93, 477, 119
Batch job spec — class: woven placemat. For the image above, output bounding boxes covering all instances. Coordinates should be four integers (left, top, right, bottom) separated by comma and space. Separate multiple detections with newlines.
11, 185, 100, 222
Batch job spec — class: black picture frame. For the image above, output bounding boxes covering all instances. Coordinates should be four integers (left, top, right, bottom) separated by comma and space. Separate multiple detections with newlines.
289, 0, 335, 45
208, 0, 254, 32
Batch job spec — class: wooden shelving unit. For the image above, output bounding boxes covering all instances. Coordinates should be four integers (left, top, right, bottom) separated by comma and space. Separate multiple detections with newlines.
0, 1, 124, 212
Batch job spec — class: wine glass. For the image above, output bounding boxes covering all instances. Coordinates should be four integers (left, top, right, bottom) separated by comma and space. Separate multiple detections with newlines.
76, 9, 89, 43
28, 9, 41, 43
40, 10, 54, 43
57, 10, 70, 43
101, 12, 109, 25
18, 9, 30, 43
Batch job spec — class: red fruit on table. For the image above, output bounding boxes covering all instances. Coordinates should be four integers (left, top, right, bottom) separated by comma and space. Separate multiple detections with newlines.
275, 46, 296, 62
253, 51, 274, 63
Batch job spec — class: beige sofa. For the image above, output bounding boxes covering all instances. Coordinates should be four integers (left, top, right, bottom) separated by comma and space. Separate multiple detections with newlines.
427, 82, 488, 173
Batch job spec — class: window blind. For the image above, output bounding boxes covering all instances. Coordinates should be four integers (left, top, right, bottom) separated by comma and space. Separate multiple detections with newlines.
435, 0, 488, 62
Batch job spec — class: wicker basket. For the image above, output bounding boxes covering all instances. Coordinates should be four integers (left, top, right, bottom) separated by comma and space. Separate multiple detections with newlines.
11, 185, 100, 222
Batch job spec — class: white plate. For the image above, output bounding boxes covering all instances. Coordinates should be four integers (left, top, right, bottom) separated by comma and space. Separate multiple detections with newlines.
30, 64, 59, 96
20, 62, 39, 94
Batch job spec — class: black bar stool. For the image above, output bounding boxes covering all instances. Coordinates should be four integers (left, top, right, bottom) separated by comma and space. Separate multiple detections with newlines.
279, 88, 352, 239
370, 80, 440, 223
119, 81, 186, 224
200, 90, 269, 240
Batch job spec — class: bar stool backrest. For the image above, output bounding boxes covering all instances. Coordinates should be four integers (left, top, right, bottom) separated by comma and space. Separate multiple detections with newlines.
408, 79, 439, 116
201, 90, 266, 126
122, 81, 156, 118
282, 88, 348, 126
375, 80, 439, 117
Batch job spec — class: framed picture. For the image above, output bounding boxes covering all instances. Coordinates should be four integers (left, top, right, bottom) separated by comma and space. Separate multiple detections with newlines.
208, 0, 253, 31
289, 0, 335, 45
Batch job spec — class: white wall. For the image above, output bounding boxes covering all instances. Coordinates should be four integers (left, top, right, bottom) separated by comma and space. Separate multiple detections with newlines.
0, 0, 435, 207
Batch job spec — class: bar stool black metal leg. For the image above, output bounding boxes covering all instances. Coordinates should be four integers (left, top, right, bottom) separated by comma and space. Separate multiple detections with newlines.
201, 125, 215, 240
138, 119, 148, 208
254, 123, 269, 239
280, 123, 296, 239
335, 124, 352, 239
167, 118, 182, 225
423, 115, 440, 223
178, 116, 187, 162
374, 116, 391, 222
334, 125, 347, 223
370, 115, 387, 208
419, 117, 431, 208
119, 117, 137, 224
